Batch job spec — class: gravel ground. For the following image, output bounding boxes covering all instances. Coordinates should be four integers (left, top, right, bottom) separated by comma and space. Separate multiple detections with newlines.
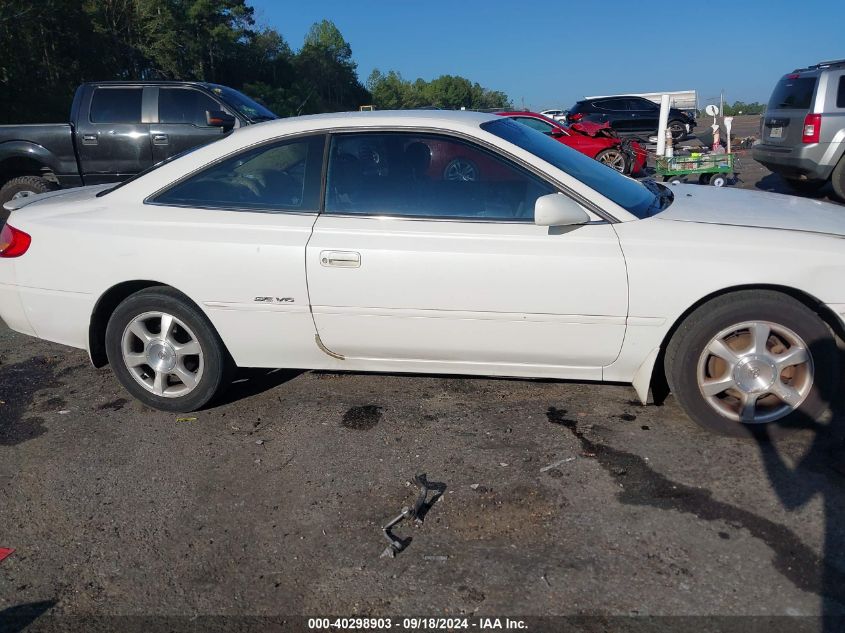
1, 320, 845, 631
2, 115, 845, 632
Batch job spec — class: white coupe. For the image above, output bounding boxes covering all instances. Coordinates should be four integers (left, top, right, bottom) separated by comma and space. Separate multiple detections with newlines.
2, 111, 844, 435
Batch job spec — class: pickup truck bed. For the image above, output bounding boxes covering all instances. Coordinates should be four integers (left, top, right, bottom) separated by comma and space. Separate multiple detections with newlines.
0, 123, 80, 186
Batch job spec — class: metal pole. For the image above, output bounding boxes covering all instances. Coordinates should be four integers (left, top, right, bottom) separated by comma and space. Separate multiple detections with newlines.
656, 94, 671, 157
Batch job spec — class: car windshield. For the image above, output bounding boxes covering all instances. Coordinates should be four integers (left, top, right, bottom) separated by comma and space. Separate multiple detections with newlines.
207, 84, 278, 121
482, 117, 663, 218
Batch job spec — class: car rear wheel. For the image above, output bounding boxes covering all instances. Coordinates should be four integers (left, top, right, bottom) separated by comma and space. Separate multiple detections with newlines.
831, 156, 845, 201
668, 120, 686, 141
105, 287, 229, 412
0, 176, 57, 206
596, 148, 628, 173
665, 290, 838, 436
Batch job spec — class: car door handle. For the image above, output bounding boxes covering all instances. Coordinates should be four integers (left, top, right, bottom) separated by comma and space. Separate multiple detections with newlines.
81, 134, 98, 145
320, 250, 361, 268
152, 134, 169, 145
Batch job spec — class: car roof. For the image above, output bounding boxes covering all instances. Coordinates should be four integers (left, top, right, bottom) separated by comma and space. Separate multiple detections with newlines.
790, 58, 845, 73
227, 109, 500, 141
496, 111, 563, 124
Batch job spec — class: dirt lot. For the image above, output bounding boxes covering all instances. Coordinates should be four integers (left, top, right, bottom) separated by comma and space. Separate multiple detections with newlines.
2, 325, 845, 631
2, 116, 845, 632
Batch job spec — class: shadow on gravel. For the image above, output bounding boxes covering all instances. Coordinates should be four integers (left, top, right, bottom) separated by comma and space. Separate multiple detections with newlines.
754, 340, 845, 632
212, 367, 303, 408
754, 173, 841, 203
0, 599, 57, 633
0, 357, 62, 446
548, 384, 845, 627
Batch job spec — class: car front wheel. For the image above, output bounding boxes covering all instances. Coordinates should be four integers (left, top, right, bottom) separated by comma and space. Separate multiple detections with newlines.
665, 290, 838, 436
105, 287, 229, 412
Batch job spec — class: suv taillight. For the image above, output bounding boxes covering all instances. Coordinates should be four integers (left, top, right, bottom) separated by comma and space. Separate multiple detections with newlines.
0, 224, 31, 258
567, 112, 584, 122
802, 113, 822, 143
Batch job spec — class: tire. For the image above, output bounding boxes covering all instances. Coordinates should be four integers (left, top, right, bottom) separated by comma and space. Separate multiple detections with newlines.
698, 173, 712, 185
105, 286, 230, 412
665, 176, 684, 185
831, 156, 845, 201
710, 173, 729, 187
784, 177, 826, 195
668, 120, 686, 141
0, 175, 58, 206
665, 290, 838, 437
595, 148, 628, 173
443, 158, 479, 182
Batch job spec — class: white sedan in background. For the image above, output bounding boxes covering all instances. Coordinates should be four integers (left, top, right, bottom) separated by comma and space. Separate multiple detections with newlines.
540, 109, 567, 122
2, 111, 844, 436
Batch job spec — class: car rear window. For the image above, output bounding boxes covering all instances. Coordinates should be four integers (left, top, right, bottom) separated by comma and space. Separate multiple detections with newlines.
767, 76, 817, 110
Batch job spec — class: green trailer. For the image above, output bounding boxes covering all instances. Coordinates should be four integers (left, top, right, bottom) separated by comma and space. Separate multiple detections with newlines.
654, 152, 736, 187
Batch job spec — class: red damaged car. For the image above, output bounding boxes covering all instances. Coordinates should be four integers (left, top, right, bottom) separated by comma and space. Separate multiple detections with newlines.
496, 111, 647, 175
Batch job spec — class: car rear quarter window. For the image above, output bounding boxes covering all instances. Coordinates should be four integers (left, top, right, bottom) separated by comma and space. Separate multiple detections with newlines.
325, 132, 555, 221
150, 135, 325, 213
837, 76, 845, 108
90, 88, 143, 123
513, 117, 556, 134
625, 98, 655, 111
767, 76, 817, 110
159, 88, 224, 126
596, 99, 628, 111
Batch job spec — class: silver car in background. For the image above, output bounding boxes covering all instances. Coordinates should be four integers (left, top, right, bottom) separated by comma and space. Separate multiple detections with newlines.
753, 58, 845, 197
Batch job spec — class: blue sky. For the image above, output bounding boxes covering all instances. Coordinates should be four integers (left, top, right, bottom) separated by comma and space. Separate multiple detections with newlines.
250, 0, 844, 111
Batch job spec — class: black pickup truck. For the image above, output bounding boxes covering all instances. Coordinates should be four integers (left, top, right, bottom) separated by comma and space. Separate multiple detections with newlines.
0, 81, 277, 205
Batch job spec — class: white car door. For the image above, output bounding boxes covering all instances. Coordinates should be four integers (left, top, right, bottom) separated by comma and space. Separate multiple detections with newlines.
306, 131, 628, 379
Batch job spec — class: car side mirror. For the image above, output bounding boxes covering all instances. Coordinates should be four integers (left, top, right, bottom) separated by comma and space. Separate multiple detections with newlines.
534, 193, 591, 227
550, 130, 565, 138
206, 110, 236, 131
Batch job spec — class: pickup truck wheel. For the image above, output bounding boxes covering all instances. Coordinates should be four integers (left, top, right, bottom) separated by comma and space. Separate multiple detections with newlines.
831, 157, 845, 201
0, 176, 57, 206
665, 290, 838, 437
105, 287, 229, 412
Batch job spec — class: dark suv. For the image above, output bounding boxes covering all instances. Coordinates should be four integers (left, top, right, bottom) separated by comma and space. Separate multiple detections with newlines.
566, 95, 696, 140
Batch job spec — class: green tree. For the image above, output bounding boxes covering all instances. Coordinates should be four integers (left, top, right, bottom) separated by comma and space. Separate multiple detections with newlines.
368, 71, 511, 110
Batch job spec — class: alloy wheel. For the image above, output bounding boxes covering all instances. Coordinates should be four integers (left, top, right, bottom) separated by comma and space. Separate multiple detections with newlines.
696, 321, 813, 424
121, 311, 204, 398
598, 150, 627, 173
443, 158, 478, 182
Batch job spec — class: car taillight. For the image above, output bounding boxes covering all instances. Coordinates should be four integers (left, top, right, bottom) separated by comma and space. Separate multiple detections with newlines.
0, 224, 31, 258
568, 112, 584, 122
802, 113, 822, 143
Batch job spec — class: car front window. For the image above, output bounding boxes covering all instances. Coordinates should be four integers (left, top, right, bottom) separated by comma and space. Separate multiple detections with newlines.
482, 117, 661, 218
325, 132, 555, 221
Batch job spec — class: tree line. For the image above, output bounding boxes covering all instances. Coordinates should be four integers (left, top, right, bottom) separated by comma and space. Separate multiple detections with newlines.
0, 0, 511, 124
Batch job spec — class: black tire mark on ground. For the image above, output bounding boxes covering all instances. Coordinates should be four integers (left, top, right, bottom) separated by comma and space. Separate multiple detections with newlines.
547, 406, 845, 605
